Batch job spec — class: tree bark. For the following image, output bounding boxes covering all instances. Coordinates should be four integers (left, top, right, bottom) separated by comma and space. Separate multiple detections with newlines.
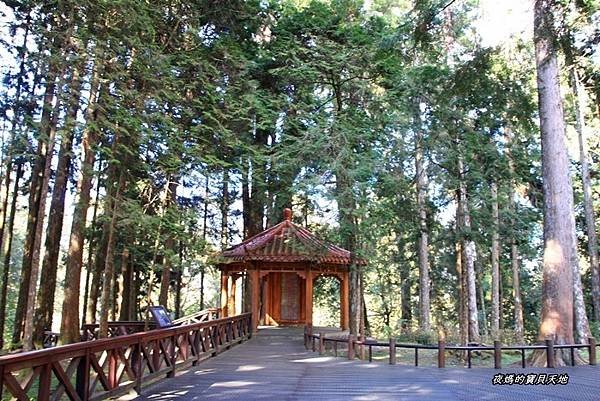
506, 128, 525, 343
82, 161, 102, 325
456, 241, 468, 346
476, 251, 488, 338
336, 166, 361, 336
119, 249, 132, 320
59, 60, 101, 344
491, 182, 501, 339
0, 162, 23, 348
458, 157, 480, 344
532, 0, 577, 365
570, 67, 600, 321
12, 63, 60, 345
221, 169, 229, 249
99, 172, 124, 338
33, 59, 84, 346
159, 179, 178, 307
415, 122, 430, 332
22, 79, 62, 351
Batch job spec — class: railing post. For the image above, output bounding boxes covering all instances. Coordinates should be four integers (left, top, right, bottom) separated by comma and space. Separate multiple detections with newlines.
0, 365, 4, 400
494, 340, 501, 369
193, 328, 201, 366
37, 363, 52, 401
359, 335, 366, 360
214, 324, 220, 355
108, 349, 118, 389
589, 337, 597, 365
546, 338, 555, 368
132, 341, 143, 394
319, 333, 325, 355
389, 338, 396, 365
248, 315, 253, 339
438, 340, 445, 368
348, 335, 355, 360
76, 349, 91, 401
168, 334, 177, 378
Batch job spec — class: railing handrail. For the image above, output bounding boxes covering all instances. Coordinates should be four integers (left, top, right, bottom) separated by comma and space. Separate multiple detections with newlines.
81, 321, 150, 327
304, 326, 598, 368
0, 313, 251, 367
0, 313, 252, 401
172, 308, 219, 325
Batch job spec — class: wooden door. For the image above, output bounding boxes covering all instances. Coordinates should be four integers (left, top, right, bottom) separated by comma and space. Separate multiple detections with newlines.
280, 272, 300, 321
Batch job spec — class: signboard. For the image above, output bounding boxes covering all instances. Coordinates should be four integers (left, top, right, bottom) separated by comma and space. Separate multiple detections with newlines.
149, 305, 173, 328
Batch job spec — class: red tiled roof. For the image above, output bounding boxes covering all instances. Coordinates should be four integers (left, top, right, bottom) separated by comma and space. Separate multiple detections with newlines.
216, 209, 366, 266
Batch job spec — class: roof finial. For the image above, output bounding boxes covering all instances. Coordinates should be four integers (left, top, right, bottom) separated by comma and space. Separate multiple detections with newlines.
283, 208, 292, 221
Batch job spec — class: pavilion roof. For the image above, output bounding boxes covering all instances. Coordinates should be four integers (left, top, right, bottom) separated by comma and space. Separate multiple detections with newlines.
215, 209, 366, 266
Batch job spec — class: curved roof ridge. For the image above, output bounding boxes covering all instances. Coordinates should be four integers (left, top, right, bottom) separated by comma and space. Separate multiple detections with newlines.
216, 210, 366, 266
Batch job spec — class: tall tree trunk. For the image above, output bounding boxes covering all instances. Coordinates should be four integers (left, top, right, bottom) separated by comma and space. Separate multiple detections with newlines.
201, 175, 209, 309
490, 182, 501, 339
33, 60, 84, 346
175, 242, 183, 318
12, 64, 61, 345
0, 162, 23, 348
336, 166, 360, 336
159, 179, 178, 307
399, 254, 412, 330
476, 252, 488, 338
98, 172, 124, 338
119, 249, 132, 320
82, 161, 102, 325
248, 130, 268, 237
88, 136, 120, 323
506, 128, 525, 343
415, 123, 430, 332
532, 0, 577, 365
241, 159, 250, 239
571, 216, 590, 343
570, 68, 600, 321
59, 61, 101, 344
221, 169, 229, 249
456, 241, 468, 346
458, 157, 480, 344
23, 86, 62, 351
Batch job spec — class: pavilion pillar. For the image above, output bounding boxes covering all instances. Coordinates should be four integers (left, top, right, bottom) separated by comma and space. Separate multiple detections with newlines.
305, 270, 313, 327
228, 274, 238, 316
341, 271, 349, 330
250, 269, 260, 333
220, 272, 229, 317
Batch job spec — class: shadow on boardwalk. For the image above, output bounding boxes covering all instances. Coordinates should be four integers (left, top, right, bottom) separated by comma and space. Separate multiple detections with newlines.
125, 327, 600, 401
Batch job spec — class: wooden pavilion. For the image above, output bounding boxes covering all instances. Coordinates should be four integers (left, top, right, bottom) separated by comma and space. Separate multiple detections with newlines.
215, 208, 366, 332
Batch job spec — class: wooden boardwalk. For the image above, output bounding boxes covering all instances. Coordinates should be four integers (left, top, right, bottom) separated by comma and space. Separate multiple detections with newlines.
128, 327, 600, 401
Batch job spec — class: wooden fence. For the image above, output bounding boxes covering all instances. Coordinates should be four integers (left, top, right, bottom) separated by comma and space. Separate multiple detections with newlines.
79, 308, 220, 342
304, 326, 598, 368
0, 313, 251, 401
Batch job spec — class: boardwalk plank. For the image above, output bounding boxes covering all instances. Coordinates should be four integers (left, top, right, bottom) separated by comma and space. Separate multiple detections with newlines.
127, 327, 600, 401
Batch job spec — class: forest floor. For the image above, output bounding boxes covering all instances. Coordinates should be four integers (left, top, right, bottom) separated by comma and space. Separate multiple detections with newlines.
126, 326, 600, 401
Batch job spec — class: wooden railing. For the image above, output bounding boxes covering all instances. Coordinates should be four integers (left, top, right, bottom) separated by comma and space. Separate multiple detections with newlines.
80, 308, 219, 341
80, 322, 154, 341
304, 326, 598, 368
0, 313, 252, 401
172, 308, 219, 325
